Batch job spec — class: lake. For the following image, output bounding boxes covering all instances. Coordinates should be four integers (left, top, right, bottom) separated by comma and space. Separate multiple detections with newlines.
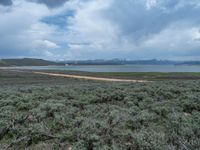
5, 65, 200, 72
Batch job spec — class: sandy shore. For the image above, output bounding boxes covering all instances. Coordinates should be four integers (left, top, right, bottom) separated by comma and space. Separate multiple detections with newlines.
33, 71, 149, 83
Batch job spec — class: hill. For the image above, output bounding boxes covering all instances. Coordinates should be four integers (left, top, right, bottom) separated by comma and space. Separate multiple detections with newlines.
0, 58, 63, 67
178, 61, 200, 65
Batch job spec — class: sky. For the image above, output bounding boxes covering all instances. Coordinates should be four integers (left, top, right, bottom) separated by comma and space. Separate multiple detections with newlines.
0, 0, 200, 60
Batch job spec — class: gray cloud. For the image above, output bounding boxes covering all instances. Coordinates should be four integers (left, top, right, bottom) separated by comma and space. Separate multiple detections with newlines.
29, 0, 69, 8
0, 0, 12, 6
103, 0, 200, 43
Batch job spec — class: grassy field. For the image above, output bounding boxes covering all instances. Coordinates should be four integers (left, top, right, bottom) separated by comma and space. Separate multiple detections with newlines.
30, 70, 200, 80
0, 70, 200, 149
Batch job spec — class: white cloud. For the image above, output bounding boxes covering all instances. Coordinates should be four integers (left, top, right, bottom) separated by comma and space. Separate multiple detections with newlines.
146, 0, 157, 10
66, 0, 118, 45
0, 0, 62, 58
33, 40, 59, 49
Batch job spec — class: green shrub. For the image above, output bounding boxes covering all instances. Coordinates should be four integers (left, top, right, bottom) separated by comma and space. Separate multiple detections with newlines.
1, 75, 200, 149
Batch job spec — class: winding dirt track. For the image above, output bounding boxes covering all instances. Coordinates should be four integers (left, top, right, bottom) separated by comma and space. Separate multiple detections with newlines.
33, 71, 149, 83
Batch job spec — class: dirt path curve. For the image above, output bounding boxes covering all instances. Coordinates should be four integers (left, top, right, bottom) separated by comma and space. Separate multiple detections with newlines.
33, 71, 149, 83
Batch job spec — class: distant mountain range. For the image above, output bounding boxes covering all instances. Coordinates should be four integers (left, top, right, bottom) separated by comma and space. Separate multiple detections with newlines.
63, 59, 200, 66
1, 58, 200, 67
0, 58, 63, 67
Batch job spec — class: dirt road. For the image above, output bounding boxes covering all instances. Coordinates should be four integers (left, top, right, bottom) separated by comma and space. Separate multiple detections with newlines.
33, 71, 149, 83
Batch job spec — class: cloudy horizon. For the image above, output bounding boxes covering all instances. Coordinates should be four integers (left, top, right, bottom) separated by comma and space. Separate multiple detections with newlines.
1, 0, 200, 60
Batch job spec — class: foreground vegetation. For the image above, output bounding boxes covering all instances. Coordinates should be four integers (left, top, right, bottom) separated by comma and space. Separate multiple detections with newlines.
0, 70, 200, 149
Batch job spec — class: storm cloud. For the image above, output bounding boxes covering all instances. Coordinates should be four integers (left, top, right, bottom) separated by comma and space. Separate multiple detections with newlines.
0, 0, 12, 6
29, 0, 69, 8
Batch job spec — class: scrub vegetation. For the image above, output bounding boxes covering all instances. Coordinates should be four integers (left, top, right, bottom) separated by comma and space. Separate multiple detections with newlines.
0, 70, 200, 149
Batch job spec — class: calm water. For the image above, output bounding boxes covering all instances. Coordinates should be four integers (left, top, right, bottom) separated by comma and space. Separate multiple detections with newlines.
6, 65, 200, 72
